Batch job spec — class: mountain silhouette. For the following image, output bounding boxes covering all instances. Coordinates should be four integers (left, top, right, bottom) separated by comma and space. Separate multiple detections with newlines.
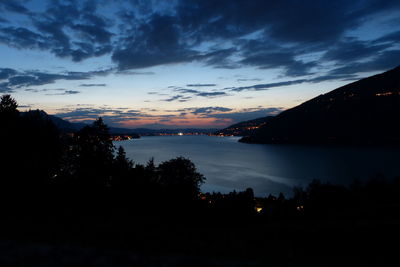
21, 110, 85, 132
240, 66, 400, 145
20, 110, 139, 135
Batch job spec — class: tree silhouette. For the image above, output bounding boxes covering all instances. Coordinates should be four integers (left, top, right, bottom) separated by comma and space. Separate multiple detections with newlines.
144, 157, 158, 185
0, 94, 19, 118
18, 110, 62, 187
115, 146, 133, 170
112, 146, 133, 188
0, 95, 20, 191
72, 117, 115, 188
145, 157, 156, 173
0, 97, 62, 212
0, 94, 19, 141
157, 157, 205, 201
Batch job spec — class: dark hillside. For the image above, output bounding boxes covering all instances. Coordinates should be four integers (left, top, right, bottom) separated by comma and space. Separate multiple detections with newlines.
241, 66, 400, 144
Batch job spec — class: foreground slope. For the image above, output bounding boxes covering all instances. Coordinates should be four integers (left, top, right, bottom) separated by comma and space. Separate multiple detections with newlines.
240, 66, 400, 144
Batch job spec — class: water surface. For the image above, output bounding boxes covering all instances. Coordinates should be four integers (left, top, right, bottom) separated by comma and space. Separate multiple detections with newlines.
117, 135, 400, 196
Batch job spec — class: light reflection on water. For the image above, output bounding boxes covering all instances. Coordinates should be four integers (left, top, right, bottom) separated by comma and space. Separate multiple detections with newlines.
117, 135, 400, 196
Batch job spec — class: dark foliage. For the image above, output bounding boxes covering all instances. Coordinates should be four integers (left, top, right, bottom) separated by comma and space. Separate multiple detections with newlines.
1, 96, 61, 197
0, 94, 18, 118
157, 157, 205, 201
1, 94, 400, 219
1, 94, 400, 265
0, 95, 207, 215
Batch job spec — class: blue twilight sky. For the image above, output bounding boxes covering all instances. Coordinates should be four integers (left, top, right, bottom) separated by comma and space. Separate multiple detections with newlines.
0, 0, 400, 128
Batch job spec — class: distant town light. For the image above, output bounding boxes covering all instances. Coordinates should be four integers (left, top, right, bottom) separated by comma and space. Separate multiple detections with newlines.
296, 205, 304, 211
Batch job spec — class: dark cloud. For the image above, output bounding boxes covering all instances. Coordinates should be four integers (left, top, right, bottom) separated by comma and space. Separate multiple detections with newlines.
210, 108, 284, 123
159, 118, 173, 122
115, 70, 155, 75
322, 39, 391, 63
183, 107, 233, 115
113, 0, 400, 72
25, 88, 65, 93
71, 23, 112, 44
46, 90, 81, 96
18, 104, 33, 108
170, 71, 373, 98
229, 80, 308, 92
8, 75, 39, 87
239, 42, 317, 76
178, 0, 400, 44
54, 105, 179, 127
196, 91, 227, 97
0, 0, 113, 62
0, 0, 29, 14
0, 68, 17, 80
79, 83, 107, 87
327, 49, 400, 76
174, 88, 199, 94
307, 74, 359, 83
201, 48, 238, 69
0, 82, 13, 93
56, 107, 140, 120
112, 14, 199, 70
63, 90, 80, 95
0, 68, 113, 92
163, 95, 192, 102
0, 27, 48, 50
167, 88, 228, 100
175, 106, 284, 124
374, 30, 400, 44
186, 84, 217, 87
0, 0, 399, 77
56, 108, 103, 120
7, 72, 88, 88
237, 78, 262, 82
54, 105, 283, 128
229, 70, 391, 90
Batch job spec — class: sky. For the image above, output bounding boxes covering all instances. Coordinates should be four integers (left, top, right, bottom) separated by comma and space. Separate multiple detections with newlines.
0, 0, 400, 129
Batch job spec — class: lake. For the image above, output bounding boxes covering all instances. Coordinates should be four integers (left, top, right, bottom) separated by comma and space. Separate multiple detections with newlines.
117, 135, 400, 196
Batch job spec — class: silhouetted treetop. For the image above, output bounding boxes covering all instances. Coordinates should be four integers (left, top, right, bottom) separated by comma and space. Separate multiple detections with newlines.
0, 94, 19, 119
76, 117, 114, 157
115, 146, 133, 170
0, 94, 18, 112
72, 117, 115, 187
158, 157, 205, 199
